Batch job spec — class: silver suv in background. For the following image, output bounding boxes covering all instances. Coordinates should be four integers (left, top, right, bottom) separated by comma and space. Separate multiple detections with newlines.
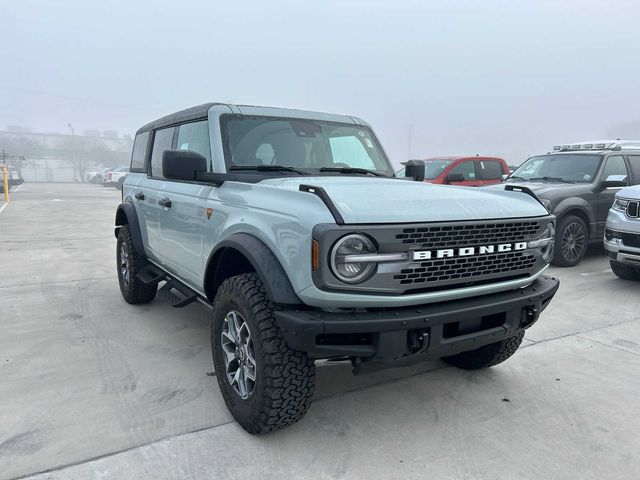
605, 185, 640, 279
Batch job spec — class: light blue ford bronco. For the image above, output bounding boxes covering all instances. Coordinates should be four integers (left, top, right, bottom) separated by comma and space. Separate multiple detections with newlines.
115, 103, 559, 433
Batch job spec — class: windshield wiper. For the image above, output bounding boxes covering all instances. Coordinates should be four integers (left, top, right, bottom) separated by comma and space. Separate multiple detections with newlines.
528, 176, 574, 184
229, 165, 308, 176
319, 167, 385, 177
506, 175, 528, 181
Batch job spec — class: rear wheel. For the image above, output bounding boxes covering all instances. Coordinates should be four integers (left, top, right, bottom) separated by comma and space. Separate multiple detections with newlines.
553, 215, 588, 267
609, 260, 640, 280
116, 225, 157, 304
211, 273, 315, 434
443, 332, 525, 369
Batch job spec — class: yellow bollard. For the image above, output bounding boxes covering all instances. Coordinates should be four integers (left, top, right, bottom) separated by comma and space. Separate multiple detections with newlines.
2, 164, 9, 203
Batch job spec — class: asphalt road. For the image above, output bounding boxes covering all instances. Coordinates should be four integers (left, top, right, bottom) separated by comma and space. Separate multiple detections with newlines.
1, 183, 639, 480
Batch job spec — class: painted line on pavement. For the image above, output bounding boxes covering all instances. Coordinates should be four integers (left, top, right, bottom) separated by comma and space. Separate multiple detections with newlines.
0, 202, 7, 216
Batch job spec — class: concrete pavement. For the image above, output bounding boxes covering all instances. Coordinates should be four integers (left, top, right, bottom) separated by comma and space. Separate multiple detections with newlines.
1, 183, 639, 479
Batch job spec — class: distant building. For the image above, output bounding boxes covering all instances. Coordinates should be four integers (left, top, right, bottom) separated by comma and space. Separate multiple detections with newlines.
0, 130, 132, 182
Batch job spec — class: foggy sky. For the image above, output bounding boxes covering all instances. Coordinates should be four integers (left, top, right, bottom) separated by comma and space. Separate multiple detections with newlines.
2, 0, 640, 166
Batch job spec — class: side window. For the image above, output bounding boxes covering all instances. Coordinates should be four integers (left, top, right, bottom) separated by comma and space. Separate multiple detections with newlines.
176, 121, 211, 168
479, 160, 504, 180
627, 155, 640, 183
329, 136, 376, 169
449, 160, 477, 180
601, 155, 628, 184
150, 127, 175, 178
130, 131, 150, 172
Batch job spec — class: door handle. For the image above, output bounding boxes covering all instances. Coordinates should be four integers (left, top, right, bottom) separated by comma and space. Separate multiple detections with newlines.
158, 198, 172, 208
134, 191, 145, 200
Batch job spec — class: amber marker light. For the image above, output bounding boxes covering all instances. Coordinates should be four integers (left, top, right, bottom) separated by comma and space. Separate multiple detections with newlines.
312, 240, 319, 271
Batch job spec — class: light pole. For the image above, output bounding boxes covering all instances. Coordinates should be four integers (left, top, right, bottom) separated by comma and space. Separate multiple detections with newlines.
67, 123, 78, 182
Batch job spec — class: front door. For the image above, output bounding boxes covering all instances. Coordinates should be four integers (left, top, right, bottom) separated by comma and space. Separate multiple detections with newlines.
445, 160, 484, 187
596, 154, 629, 237
156, 120, 213, 289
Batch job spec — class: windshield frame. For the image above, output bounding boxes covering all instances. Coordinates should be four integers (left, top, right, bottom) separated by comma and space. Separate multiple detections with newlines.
219, 114, 395, 177
509, 153, 603, 184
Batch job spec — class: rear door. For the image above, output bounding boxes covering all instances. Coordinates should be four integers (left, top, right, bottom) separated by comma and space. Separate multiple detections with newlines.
137, 126, 175, 262
477, 159, 505, 185
445, 159, 483, 186
627, 154, 640, 185
156, 120, 213, 288
126, 131, 151, 246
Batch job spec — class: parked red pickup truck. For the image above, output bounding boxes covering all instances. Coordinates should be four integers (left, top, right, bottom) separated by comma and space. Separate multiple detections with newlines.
402, 156, 509, 187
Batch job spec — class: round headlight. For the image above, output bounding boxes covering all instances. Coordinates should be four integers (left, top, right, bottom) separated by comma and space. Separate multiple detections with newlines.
330, 234, 377, 284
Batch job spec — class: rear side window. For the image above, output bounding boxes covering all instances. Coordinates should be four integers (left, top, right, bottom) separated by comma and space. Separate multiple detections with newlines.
449, 160, 477, 180
479, 160, 504, 180
150, 127, 175, 178
627, 155, 640, 183
176, 120, 212, 167
130, 131, 150, 172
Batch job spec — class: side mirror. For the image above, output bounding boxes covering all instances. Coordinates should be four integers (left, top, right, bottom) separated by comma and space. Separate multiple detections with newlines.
446, 172, 465, 183
404, 160, 426, 182
602, 174, 628, 189
162, 150, 208, 181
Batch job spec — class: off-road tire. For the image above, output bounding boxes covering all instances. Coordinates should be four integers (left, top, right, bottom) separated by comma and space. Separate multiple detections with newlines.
211, 273, 315, 434
553, 214, 588, 267
609, 260, 640, 281
442, 331, 525, 370
116, 225, 157, 304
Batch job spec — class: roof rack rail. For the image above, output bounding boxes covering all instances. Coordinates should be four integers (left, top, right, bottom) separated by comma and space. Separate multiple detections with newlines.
553, 140, 640, 152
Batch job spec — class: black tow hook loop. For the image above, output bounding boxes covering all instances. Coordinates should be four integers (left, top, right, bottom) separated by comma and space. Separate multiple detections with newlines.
521, 306, 539, 328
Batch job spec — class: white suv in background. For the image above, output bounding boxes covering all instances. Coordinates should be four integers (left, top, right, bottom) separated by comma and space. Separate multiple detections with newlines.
605, 185, 640, 280
103, 166, 129, 189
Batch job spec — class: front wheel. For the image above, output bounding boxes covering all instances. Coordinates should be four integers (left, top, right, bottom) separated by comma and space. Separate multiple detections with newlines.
442, 332, 525, 369
553, 215, 588, 267
211, 273, 315, 434
609, 260, 640, 281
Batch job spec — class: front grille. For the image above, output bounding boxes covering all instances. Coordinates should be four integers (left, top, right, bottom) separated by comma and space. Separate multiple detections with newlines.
393, 251, 536, 285
392, 220, 543, 290
626, 201, 639, 218
622, 232, 640, 248
395, 221, 541, 248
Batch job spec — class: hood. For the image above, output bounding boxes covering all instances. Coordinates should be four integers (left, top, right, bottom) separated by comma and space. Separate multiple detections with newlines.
492, 180, 591, 198
258, 176, 547, 224
618, 184, 640, 198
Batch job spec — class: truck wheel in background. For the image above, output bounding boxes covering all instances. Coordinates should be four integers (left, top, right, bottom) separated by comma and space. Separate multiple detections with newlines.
116, 225, 158, 304
609, 260, 640, 281
211, 273, 315, 434
442, 332, 525, 369
553, 214, 588, 267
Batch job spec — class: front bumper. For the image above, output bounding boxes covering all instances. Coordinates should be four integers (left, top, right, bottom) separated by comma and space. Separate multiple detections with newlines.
275, 275, 559, 373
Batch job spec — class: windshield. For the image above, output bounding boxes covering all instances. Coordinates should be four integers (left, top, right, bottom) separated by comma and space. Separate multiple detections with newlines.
220, 115, 393, 176
509, 154, 602, 183
423, 159, 454, 179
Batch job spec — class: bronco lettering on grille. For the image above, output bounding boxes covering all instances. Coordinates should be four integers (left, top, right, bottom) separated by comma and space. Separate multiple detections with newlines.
412, 242, 527, 261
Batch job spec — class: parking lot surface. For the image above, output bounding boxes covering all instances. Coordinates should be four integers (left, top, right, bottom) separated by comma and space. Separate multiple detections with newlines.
1, 183, 639, 480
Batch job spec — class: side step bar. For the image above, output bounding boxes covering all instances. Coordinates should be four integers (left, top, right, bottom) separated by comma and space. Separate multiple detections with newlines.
136, 263, 200, 308
157, 280, 198, 308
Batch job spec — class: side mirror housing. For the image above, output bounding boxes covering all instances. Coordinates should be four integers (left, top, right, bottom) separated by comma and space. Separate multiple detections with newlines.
446, 172, 465, 183
404, 160, 426, 182
602, 174, 628, 189
162, 150, 208, 181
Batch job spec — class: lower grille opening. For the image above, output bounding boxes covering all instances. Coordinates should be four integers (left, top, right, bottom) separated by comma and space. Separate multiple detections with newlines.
442, 312, 506, 339
316, 333, 374, 346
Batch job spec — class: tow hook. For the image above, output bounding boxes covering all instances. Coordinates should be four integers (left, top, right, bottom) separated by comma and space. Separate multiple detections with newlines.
521, 306, 539, 328
408, 328, 430, 355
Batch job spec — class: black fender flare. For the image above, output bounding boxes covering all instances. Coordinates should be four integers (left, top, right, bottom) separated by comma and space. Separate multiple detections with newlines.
114, 202, 146, 257
205, 233, 301, 305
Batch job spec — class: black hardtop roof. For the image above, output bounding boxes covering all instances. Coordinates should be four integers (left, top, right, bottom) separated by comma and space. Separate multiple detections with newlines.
136, 103, 220, 134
